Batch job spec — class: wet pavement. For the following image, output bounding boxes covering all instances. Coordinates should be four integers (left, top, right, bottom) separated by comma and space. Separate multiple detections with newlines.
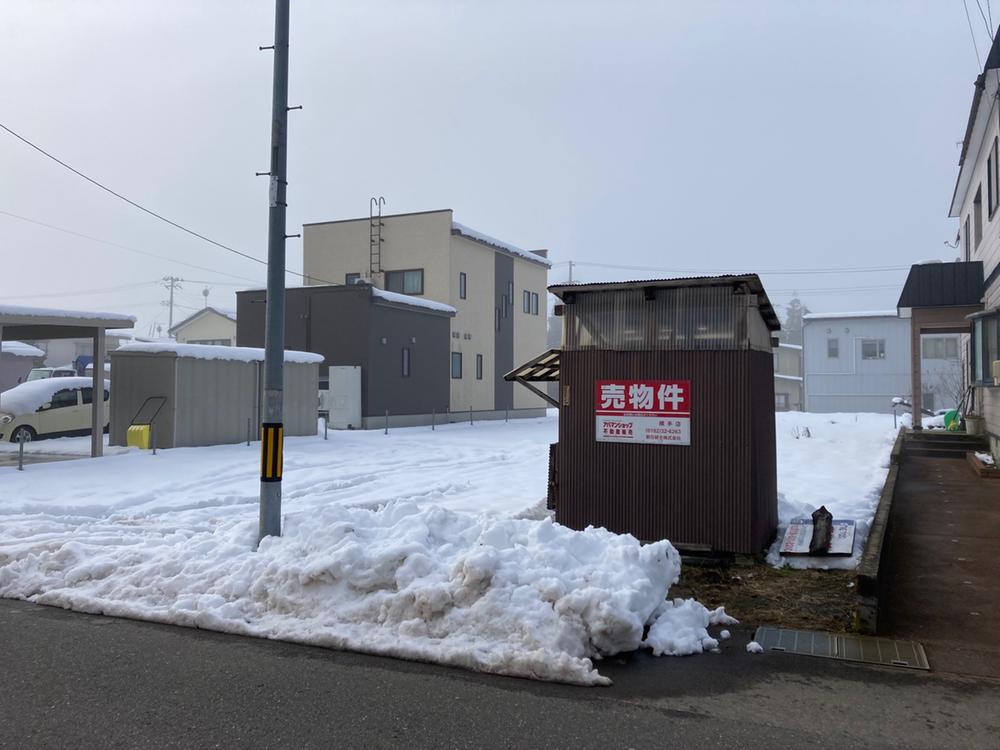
883, 454, 1000, 679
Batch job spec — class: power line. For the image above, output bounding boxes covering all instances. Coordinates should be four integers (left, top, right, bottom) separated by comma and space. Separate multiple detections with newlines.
0, 122, 271, 267
1, 280, 160, 301
964, 0, 985, 69
975, 0, 993, 37
988, 0, 995, 32
559, 260, 911, 276
0, 209, 262, 285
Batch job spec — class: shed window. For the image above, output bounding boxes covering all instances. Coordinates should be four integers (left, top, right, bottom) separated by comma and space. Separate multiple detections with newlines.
451, 352, 463, 379
922, 338, 958, 360
386, 269, 424, 295
861, 339, 886, 360
476, 354, 483, 380
402, 347, 411, 377
827, 338, 839, 358
345, 273, 361, 285
459, 272, 467, 300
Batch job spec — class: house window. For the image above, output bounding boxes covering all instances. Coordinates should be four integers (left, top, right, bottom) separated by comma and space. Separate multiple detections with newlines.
495, 307, 501, 331
775, 393, 789, 411
451, 352, 463, 379
861, 339, 886, 360
964, 216, 971, 261
476, 354, 483, 380
922, 338, 959, 360
386, 269, 424, 295
189, 338, 230, 346
827, 338, 839, 358
523, 290, 531, 313
991, 138, 1000, 218
922, 391, 935, 411
971, 313, 999, 383
974, 186, 983, 248
531, 292, 539, 315
501, 295, 508, 318
459, 272, 467, 300
402, 347, 411, 377
507, 282, 514, 303
345, 273, 361, 285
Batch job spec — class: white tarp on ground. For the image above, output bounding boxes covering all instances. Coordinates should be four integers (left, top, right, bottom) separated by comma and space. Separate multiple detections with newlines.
0, 412, 896, 682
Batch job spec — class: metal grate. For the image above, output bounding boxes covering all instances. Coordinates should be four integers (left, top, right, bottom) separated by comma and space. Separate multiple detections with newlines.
753, 626, 929, 670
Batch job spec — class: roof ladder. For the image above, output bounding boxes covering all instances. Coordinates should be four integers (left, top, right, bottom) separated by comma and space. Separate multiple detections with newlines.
369, 196, 385, 277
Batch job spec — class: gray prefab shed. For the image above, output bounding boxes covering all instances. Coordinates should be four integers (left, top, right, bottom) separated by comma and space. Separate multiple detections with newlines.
109, 343, 322, 449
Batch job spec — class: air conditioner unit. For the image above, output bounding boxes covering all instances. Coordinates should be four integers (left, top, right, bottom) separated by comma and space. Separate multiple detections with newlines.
992, 360, 1000, 386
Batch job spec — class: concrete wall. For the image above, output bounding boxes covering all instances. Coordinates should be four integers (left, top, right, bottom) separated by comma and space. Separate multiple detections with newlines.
804, 316, 962, 413
172, 311, 236, 345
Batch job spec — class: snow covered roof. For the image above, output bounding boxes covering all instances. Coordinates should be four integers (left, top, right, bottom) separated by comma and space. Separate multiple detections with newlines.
451, 221, 552, 268
115, 342, 323, 364
371, 287, 456, 314
802, 310, 898, 321
167, 306, 238, 335
0, 304, 135, 327
1, 341, 45, 358
0, 377, 109, 416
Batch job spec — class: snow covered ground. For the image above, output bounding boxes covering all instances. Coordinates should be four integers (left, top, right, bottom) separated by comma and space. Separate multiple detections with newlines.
0, 411, 896, 682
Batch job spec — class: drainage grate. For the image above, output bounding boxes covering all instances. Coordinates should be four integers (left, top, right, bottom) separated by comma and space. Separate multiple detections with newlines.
753, 626, 929, 670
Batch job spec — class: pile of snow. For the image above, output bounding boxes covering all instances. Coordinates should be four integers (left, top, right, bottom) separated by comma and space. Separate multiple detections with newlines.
0, 496, 738, 686
767, 412, 898, 570
371, 287, 456, 315
746, 641, 764, 654
1, 341, 45, 358
976, 451, 996, 467
0, 303, 135, 323
116, 342, 323, 365
0, 377, 108, 416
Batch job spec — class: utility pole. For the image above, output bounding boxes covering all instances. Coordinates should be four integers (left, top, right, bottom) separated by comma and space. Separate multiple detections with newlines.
568, 261, 574, 283
162, 276, 182, 331
258, 0, 291, 544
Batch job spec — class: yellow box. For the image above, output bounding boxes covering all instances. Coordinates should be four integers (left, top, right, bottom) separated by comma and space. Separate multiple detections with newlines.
127, 424, 151, 450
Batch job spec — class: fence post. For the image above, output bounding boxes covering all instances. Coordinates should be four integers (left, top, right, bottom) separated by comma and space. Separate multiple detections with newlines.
469, 405, 473, 426
324, 415, 328, 440
385, 408, 389, 435
17, 430, 25, 471
151, 421, 157, 456
431, 407, 435, 431
505, 405, 509, 423
247, 417, 252, 446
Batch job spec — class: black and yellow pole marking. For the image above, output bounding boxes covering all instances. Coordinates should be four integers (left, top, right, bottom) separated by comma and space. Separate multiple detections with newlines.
260, 422, 284, 483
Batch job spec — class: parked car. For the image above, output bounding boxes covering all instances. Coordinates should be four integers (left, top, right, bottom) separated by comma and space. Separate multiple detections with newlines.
25, 366, 78, 381
0, 377, 110, 443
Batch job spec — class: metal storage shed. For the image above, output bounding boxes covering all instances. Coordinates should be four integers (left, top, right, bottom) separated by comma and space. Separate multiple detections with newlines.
109, 343, 322, 449
509, 275, 781, 555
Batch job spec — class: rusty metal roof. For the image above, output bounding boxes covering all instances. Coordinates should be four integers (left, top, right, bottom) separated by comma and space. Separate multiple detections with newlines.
548, 274, 781, 331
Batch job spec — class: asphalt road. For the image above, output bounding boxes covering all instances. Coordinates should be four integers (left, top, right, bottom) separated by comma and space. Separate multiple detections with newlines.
2, 599, 998, 749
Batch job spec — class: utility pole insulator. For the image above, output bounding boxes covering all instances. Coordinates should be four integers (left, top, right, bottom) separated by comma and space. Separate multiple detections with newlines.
259, 45, 275, 51
285, 234, 301, 239
287, 105, 303, 111
255, 171, 272, 177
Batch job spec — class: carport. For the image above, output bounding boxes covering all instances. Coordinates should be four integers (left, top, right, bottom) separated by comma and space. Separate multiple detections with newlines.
0, 304, 135, 457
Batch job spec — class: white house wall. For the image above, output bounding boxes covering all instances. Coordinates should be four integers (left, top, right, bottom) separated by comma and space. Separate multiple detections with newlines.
172, 312, 236, 345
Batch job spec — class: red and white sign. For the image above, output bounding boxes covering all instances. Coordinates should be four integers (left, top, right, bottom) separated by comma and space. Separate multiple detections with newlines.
594, 380, 691, 446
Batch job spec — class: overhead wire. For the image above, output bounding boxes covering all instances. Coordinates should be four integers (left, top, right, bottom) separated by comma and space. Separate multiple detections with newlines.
964, 0, 985, 69
555, 259, 911, 276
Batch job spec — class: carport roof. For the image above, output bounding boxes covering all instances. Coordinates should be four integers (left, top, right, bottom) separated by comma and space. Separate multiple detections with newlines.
0, 303, 135, 339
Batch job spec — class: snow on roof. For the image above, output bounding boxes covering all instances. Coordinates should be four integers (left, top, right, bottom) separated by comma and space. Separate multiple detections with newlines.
0, 303, 136, 324
778, 343, 802, 350
451, 221, 552, 268
802, 310, 898, 321
0, 377, 109, 416
774, 374, 804, 382
115, 342, 324, 364
371, 287, 456, 314
1, 341, 45, 358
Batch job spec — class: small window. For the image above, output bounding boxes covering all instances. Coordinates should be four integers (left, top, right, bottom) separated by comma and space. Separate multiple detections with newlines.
385, 269, 424, 295
775, 393, 789, 411
922, 338, 959, 360
921, 391, 935, 412
991, 138, 999, 217
827, 338, 839, 358
507, 282, 513, 303
974, 186, 983, 248
451, 352, 463, 379
476, 354, 483, 380
495, 307, 500, 331
346, 273, 361, 285
501, 295, 508, 318
459, 272, 467, 300
531, 292, 539, 316
964, 216, 971, 261
402, 347, 411, 377
861, 339, 886, 360
972, 314, 999, 383
523, 290, 531, 313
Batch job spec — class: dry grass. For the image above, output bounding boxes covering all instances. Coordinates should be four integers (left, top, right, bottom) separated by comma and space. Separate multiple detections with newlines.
670, 563, 857, 633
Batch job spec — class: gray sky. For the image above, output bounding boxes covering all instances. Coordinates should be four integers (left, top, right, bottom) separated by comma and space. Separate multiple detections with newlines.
0, 1, 989, 334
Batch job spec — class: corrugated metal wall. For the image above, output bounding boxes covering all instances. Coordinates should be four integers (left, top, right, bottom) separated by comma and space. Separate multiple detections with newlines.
555, 349, 777, 554
108, 352, 177, 448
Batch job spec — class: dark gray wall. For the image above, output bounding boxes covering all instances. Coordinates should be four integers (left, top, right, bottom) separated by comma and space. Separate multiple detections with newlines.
494, 253, 514, 410
237, 286, 450, 419
368, 302, 450, 417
